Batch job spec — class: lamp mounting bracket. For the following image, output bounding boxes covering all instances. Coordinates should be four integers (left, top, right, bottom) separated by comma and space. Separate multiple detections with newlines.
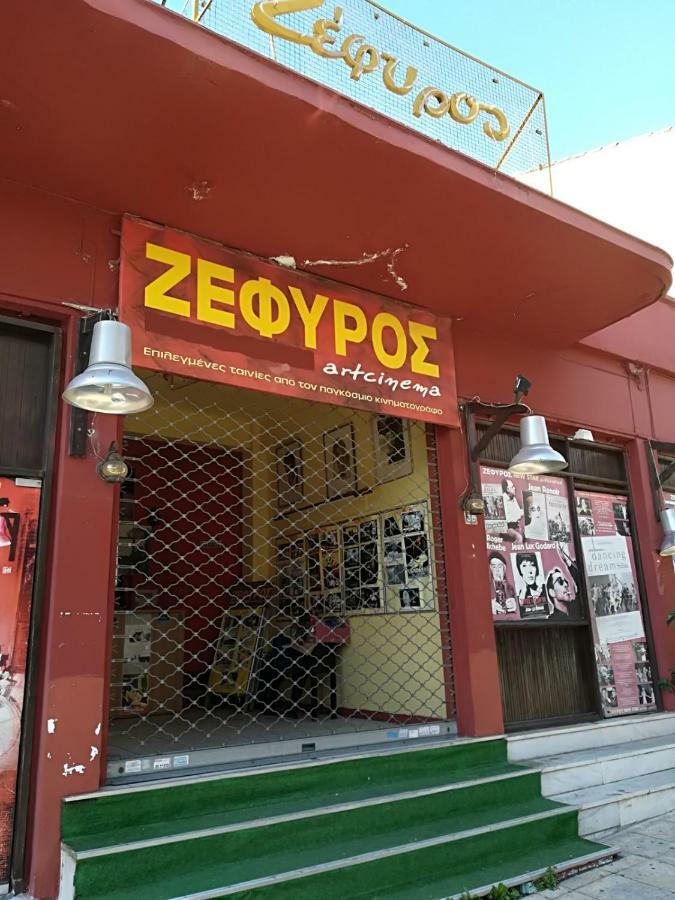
461, 398, 529, 512
513, 374, 532, 405
647, 439, 675, 520
466, 400, 530, 462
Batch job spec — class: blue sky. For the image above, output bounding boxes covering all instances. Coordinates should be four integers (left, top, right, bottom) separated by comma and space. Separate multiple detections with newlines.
380, 0, 675, 159
162, 0, 674, 160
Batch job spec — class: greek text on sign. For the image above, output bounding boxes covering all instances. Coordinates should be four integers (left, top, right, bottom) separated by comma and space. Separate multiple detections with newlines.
119, 218, 457, 426
251, 1, 509, 142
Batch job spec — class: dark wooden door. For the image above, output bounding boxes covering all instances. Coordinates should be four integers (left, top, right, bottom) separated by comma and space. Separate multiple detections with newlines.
496, 625, 597, 727
0, 322, 54, 472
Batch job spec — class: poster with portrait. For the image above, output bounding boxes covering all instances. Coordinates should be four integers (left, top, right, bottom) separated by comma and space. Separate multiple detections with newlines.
0, 477, 41, 886
576, 490, 655, 718
277, 535, 306, 601
341, 516, 382, 613
480, 467, 580, 624
323, 424, 357, 499
274, 439, 304, 511
383, 502, 434, 612
371, 416, 412, 484
482, 483, 506, 535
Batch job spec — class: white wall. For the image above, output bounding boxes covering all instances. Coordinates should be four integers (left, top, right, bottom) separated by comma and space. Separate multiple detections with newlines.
519, 126, 675, 266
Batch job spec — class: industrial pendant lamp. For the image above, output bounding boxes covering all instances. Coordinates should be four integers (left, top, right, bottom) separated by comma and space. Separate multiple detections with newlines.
508, 415, 567, 475
659, 507, 675, 556
63, 320, 153, 414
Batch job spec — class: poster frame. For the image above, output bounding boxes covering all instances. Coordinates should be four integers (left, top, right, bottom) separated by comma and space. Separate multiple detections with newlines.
573, 479, 661, 716
0, 313, 62, 893
565, 479, 605, 717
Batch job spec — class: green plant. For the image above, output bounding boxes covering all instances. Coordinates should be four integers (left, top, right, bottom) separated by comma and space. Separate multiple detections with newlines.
486, 885, 520, 900
534, 866, 558, 890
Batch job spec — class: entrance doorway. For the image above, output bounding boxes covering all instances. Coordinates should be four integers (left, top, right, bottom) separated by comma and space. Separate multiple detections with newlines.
106, 372, 454, 781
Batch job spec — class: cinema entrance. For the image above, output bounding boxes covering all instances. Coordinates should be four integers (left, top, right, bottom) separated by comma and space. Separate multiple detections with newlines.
105, 219, 457, 781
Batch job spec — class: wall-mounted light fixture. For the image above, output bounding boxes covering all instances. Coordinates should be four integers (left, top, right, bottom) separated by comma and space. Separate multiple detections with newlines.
572, 428, 595, 442
461, 375, 567, 514
97, 442, 129, 484
63, 319, 153, 415
508, 415, 567, 475
646, 440, 675, 556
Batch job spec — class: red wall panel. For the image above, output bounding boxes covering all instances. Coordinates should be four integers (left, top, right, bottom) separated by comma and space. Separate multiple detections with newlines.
123, 438, 243, 675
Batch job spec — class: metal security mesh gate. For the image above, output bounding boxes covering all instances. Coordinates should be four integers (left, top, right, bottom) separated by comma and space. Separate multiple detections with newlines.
107, 373, 454, 780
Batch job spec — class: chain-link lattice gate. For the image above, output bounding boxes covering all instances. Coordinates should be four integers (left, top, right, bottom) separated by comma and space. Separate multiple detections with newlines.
107, 373, 454, 779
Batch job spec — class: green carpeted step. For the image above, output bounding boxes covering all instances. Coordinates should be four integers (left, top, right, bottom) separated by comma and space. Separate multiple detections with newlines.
224, 825, 606, 900
69, 775, 564, 900
63, 739, 513, 848
72, 810, 600, 900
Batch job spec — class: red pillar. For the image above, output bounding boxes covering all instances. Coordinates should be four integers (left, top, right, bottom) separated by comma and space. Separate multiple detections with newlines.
435, 424, 504, 737
26, 315, 121, 899
626, 439, 675, 712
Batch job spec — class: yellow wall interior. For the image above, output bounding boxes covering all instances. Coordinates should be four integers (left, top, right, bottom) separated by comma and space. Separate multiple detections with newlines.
126, 371, 449, 720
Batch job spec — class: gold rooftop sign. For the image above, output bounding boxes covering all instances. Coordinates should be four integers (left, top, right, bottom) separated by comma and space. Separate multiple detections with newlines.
185, 0, 551, 179
251, 0, 510, 142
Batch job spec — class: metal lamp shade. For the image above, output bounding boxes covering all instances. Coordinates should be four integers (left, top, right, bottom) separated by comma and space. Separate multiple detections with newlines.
508, 415, 567, 475
659, 507, 675, 557
62, 321, 154, 414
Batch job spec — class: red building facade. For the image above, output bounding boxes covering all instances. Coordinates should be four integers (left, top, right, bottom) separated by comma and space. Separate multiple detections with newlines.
0, 2, 674, 896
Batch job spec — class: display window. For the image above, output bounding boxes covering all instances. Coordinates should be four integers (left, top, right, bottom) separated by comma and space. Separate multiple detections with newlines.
107, 376, 454, 781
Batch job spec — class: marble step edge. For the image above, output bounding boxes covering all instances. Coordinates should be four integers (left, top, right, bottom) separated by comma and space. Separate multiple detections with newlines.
536, 736, 675, 773
508, 712, 675, 749
62, 766, 542, 860
68, 735, 503, 802
159, 808, 582, 900
447, 846, 618, 899
552, 769, 675, 810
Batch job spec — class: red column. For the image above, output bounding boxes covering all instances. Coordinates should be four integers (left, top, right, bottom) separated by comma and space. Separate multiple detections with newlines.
626, 439, 675, 712
435, 424, 504, 737
26, 316, 121, 899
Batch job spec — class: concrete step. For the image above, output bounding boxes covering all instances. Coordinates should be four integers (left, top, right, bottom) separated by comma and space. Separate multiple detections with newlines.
508, 712, 675, 762
551, 768, 675, 836
535, 735, 675, 795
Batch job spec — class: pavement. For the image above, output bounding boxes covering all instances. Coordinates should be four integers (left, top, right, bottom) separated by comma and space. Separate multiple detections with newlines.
538, 811, 675, 899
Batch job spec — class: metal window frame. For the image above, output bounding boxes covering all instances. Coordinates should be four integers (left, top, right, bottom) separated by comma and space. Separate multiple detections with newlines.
0, 314, 62, 893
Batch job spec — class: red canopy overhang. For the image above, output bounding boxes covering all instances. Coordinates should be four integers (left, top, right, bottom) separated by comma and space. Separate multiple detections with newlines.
1, 0, 671, 346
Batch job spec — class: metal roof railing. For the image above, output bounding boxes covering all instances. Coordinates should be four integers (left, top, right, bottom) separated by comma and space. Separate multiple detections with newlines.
160, 0, 552, 189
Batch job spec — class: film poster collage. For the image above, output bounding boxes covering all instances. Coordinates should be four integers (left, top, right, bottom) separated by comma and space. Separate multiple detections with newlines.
481, 467, 580, 624
276, 502, 434, 616
480, 465, 655, 717
577, 490, 655, 715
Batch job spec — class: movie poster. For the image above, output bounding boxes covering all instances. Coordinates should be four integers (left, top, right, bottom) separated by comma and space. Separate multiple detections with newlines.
576, 490, 655, 717
0, 477, 41, 886
480, 468, 580, 623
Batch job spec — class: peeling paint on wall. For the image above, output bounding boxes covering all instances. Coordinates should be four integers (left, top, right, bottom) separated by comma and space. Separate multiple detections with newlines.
303, 244, 409, 291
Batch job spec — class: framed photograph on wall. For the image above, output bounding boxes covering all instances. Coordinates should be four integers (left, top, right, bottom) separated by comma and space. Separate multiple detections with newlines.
274, 439, 304, 511
372, 416, 412, 483
323, 424, 357, 500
